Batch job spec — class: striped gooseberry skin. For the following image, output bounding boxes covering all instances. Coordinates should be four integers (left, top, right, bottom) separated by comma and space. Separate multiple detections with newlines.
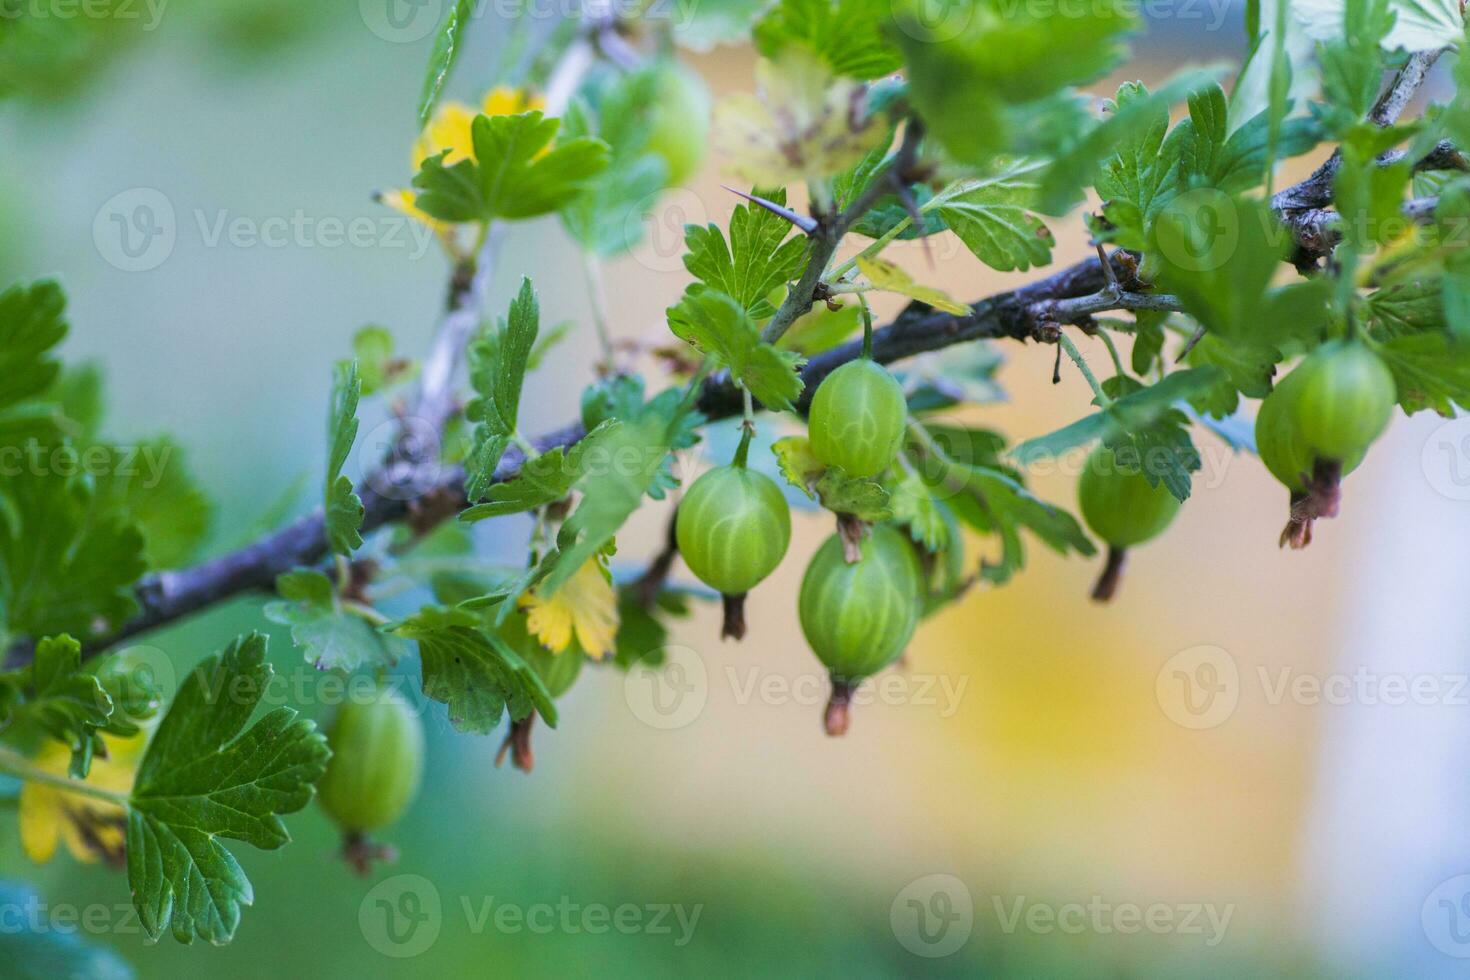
798, 524, 923, 681
675, 464, 792, 595
1256, 360, 1364, 492
1077, 445, 1181, 547
1289, 340, 1396, 461
807, 360, 908, 478
318, 687, 424, 833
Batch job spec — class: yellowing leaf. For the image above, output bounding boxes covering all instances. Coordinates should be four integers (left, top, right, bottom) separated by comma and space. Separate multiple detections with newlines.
19, 734, 145, 866
714, 49, 885, 186
854, 255, 971, 315
518, 558, 619, 660
387, 87, 546, 228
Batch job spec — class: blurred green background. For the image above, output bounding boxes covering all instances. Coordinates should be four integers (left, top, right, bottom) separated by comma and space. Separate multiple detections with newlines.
5, 2, 1469, 977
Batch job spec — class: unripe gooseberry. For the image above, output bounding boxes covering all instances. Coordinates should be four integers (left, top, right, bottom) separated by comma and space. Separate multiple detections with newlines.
1255, 357, 1370, 549
646, 62, 711, 187
807, 359, 908, 478
318, 686, 424, 873
798, 524, 923, 735
1288, 340, 1397, 462
675, 463, 791, 639
1077, 445, 1182, 601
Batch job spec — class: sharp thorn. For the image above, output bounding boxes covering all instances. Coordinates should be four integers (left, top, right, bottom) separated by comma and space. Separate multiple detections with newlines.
721, 186, 820, 235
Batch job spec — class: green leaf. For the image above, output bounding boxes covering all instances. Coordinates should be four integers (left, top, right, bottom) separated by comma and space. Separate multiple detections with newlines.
1367, 280, 1446, 336
263, 570, 409, 672
682, 188, 809, 318
417, 0, 474, 128
465, 278, 539, 502
0, 280, 67, 413
1039, 68, 1223, 215
1316, 0, 1394, 134
15, 635, 111, 778
1011, 368, 1223, 501
1095, 81, 1185, 249
1375, 332, 1470, 415
325, 360, 363, 556
1175, 84, 1321, 192
770, 436, 891, 518
1185, 331, 1279, 415
890, 469, 951, 552
753, 0, 902, 79
668, 289, 806, 411
390, 605, 556, 733
929, 161, 1055, 272
540, 409, 689, 596
353, 325, 415, 396
945, 465, 1095, 585
460, 419, 619, 522
1103, 412, 1203, 503
92, 439, 213, 570
0, 470, 146, 643
892, 0, 1138, 164
412, 111, 610, 223
1153, 194, 1331, 347
127, 633, 330, 944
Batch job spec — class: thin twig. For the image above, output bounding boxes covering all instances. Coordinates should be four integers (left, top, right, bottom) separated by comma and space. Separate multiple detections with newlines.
4, 252, 1139, 666
760, 120, 926, 345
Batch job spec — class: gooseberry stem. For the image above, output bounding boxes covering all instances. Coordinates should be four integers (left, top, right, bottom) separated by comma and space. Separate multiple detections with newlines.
733, 387, 754, 468
0, 746, 129, 806
860, 295, 874, 360
1056, 333, 1111, 407
581, 250, 615, 364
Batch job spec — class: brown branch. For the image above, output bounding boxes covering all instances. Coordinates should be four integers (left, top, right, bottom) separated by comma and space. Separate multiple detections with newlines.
1272, 48, 1446, 214
4, 251, 1133, 667
759, 119, 926, 345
